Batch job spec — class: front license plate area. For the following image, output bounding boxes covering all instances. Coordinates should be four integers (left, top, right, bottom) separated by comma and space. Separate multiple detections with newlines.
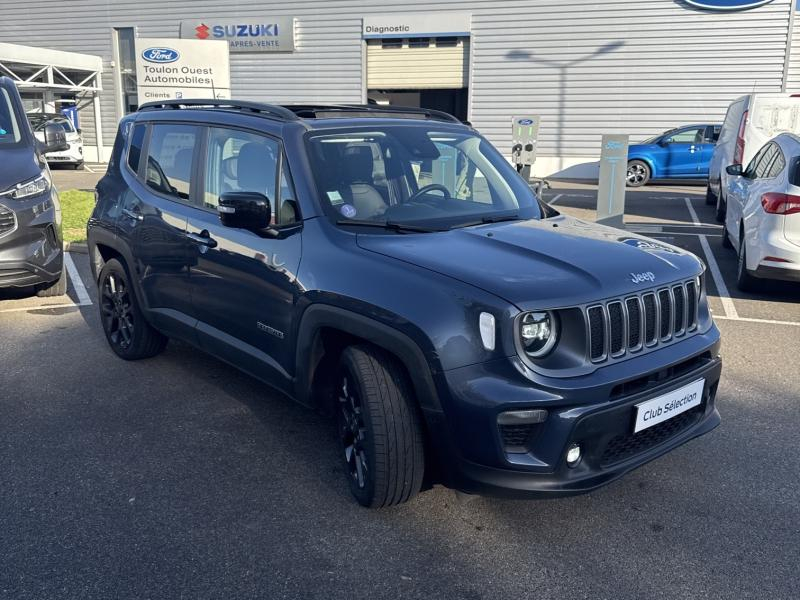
634, 379, 705, 433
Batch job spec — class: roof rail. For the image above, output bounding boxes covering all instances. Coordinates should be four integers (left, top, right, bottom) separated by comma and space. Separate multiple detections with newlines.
281, 104, 463, 124
137, 98, 299, 121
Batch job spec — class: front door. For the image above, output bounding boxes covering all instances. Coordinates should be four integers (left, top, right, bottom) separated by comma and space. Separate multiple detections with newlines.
117, 121, 199, 338
186, 126, 303, 388
661, 126, 705, 177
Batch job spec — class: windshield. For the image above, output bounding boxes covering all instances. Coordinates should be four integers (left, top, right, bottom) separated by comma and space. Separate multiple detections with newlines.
0, 88, 23, 146
28, 114, 75, 133
306, 125, 541, 228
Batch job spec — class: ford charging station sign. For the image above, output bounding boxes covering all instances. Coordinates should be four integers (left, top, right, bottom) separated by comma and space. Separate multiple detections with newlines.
141, 47, 180, 63
684, 0, 774, 9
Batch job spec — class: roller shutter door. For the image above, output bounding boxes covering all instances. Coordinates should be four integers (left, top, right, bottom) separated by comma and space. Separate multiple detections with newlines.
367, 38, 469, 90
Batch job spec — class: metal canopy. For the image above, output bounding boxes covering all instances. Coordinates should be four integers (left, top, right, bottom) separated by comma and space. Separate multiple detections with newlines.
0, 42, 103, 92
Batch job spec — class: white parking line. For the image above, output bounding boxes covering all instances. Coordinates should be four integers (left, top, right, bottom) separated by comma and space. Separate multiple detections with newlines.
684, 197, 739, 320
548, 193, 564, 205
82, 164, 96, 173
715, 315, 800, 327
0, 252, 91, 315
64, 252, 92, 306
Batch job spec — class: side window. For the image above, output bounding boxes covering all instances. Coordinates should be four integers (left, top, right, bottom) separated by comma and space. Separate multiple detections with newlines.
144, 123, 199, 201
744, 144, 770, 179
127, 123, 146, 174
665, 127, 704, 144
766, 148, 785, 179
754, 144, 778, 179
706, 126, 721, 143
204, 127, 297, 225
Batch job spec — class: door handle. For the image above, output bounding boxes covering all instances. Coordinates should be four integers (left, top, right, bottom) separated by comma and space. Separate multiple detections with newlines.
121, 207, 143, 222
186, 230, 218, 249
689, 145, 697, 153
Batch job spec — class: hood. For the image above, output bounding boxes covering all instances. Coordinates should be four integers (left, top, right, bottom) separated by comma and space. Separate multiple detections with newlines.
356, 215, 703, 310
0, 145, 41, 193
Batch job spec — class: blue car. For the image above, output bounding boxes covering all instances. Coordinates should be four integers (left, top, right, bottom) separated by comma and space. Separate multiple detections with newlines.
626, 124, 721, 187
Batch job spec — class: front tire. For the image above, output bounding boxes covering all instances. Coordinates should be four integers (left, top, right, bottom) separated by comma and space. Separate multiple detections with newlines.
98, 258, 167, 360
35, 268, 67, 297
626, 160, 650, 187
336, 345, 425, 508
736, 235, 760, 292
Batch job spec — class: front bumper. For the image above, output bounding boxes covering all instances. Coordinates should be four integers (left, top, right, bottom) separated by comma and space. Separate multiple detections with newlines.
425, 327, 722, 498
0, 192, 63, 288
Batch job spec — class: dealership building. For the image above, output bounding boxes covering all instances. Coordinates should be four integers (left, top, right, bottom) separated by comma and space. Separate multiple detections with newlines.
0, 0, 798, 176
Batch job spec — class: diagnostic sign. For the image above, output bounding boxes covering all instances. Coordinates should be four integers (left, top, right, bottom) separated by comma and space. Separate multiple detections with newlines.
135, 38, 230, 103
511, 116, 540, 166
596, 134, 629, 228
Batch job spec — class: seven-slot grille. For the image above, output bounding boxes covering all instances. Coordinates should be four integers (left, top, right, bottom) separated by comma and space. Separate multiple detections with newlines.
586, 279, 699, 363
0, 204, 16, 238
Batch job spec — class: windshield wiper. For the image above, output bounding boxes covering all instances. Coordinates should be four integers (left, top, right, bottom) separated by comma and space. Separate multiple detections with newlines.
336, 219, 440, 233
449, 214, 522, 230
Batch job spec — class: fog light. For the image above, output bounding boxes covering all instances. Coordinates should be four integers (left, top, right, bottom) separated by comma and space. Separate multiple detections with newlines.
566, 443, 581, 467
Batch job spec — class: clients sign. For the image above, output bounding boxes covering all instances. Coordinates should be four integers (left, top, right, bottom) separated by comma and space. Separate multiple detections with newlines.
684, 0, 774, 9
362, 13, 471, 39
135, 38, 230, 103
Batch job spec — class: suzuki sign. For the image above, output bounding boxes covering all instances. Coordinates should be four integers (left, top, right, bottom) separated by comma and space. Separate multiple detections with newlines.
135, 38, 231, 103
180, 17, 296, 52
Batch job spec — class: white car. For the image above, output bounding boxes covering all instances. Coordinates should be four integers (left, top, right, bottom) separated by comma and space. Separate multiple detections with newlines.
707, 93, 800, 224
723, 132, 800, 291
28, 113, 83, 169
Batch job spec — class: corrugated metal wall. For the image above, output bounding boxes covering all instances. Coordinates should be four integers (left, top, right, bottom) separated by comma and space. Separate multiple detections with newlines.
0, 0, 792, 166
786, 9, 800, 92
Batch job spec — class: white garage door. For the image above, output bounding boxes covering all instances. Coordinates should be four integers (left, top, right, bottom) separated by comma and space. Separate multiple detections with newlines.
367, 37, 469, 90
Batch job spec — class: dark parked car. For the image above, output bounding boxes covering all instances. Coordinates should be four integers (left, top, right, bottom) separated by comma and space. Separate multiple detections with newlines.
88, 100, 722, 507
627, 124, 721, 187
0, 76, 68, 297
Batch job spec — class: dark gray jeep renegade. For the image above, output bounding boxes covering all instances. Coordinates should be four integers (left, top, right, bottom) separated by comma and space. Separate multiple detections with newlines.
88, 100, 721, 507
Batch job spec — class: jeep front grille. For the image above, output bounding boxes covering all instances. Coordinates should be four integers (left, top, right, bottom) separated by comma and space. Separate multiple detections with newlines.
586, 279, 699, 363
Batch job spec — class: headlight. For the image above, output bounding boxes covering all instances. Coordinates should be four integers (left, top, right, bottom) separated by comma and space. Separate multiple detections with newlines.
518, 311, 558, 358
1, 172, 51, 200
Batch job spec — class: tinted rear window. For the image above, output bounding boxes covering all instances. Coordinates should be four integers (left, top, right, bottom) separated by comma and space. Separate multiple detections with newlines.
127, 123, 146, 174
144, 123, 199, 202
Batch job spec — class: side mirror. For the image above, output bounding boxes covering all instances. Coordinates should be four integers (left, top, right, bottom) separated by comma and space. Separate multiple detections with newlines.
726, 164, 743, 177
217, 191, 271, 231
41, 122, 68, 153
657, 138, 669, 147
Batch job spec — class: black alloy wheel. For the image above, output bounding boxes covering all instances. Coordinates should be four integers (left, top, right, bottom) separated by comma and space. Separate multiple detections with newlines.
338, 372, 369, 492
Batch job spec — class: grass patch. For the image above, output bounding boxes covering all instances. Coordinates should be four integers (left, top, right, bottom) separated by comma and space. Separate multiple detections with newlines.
59, 189, 94, 244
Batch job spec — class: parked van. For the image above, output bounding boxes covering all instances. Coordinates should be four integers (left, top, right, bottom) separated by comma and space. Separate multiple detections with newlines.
707, 93, 800, 222
0, 76, 69, 297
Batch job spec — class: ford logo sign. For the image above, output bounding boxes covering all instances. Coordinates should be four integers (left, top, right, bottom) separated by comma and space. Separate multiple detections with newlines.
684, 0, 774, 10
141, 47, 180, 63
517, 119, 534, 125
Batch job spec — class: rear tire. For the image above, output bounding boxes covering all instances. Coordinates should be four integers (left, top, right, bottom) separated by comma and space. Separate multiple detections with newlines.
736, 235, 760, 292
721, 224, 733, 249
336, 345, 425, 508
35, 268, 67, 297
715, 191, 726, 223
98, 258, 167, 360
626, 160, 650, 187
705, 183, 717, 206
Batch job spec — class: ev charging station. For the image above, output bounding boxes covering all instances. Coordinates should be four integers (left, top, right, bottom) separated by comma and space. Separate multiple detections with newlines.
511, 115, 540, 181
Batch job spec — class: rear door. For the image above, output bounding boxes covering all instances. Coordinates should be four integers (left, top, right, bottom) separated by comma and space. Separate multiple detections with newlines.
727, 143, 775, 248
186, 125, 303, 386
117, 121, 199, 338
659, 126, 705, 177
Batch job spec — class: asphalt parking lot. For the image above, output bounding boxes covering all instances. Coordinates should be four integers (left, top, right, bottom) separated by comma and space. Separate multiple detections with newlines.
1, 182, 799, 599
